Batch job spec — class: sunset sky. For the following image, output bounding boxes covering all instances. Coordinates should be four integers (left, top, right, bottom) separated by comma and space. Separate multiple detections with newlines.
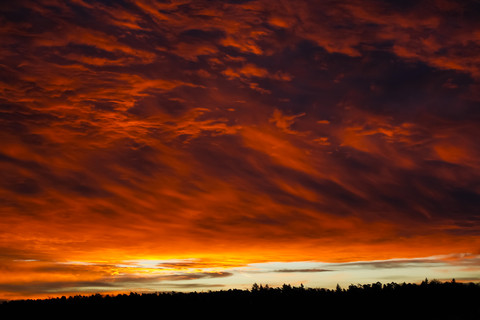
1, 0, 480, 300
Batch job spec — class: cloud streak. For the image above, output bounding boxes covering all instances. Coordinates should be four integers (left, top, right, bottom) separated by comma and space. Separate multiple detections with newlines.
274, 269, 333, 273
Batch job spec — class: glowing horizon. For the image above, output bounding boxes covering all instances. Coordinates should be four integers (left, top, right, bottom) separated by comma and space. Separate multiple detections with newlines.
1, 0, 479, 300
4, 253, 480, 300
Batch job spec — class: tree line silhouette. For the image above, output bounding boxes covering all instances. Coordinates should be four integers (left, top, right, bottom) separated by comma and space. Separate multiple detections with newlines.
1, 279, 479, 319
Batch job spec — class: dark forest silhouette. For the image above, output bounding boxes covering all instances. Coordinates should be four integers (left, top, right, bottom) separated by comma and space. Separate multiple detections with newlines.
1, 279, 479, 319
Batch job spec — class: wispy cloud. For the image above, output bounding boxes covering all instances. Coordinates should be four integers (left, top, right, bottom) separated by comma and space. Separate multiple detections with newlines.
274, 269, 333, 273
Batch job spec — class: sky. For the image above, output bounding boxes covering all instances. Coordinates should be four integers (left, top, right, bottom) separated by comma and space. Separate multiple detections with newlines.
1, 0, 480, 300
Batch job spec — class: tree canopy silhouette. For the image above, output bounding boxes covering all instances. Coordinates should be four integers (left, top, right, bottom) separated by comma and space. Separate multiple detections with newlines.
1, 280, 479, 319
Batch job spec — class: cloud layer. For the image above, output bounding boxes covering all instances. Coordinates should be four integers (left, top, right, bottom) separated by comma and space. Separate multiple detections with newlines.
1, 0, 479, 299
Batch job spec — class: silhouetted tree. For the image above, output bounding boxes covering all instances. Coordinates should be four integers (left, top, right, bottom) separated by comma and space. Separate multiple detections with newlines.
282, 284, 292, 292
421, 278, 429, 286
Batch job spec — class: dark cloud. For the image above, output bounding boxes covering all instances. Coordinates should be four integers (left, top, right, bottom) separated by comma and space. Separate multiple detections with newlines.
333, 259, 442, 269
0, 281, 116, 294
159, 283, 225, 289
330, 255, 480, 270
274, 269, 332, 273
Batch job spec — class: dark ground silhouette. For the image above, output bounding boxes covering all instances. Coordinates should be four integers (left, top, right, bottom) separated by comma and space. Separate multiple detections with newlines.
1, 279, 479, 319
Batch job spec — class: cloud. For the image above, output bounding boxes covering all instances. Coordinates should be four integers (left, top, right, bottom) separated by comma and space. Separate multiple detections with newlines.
158, 283, 225, 289
328, 254, 480, 270
274, 268, 332, 273
0, 259, 233, 297
108, 272, 233, 283
156, 259, 244, 270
